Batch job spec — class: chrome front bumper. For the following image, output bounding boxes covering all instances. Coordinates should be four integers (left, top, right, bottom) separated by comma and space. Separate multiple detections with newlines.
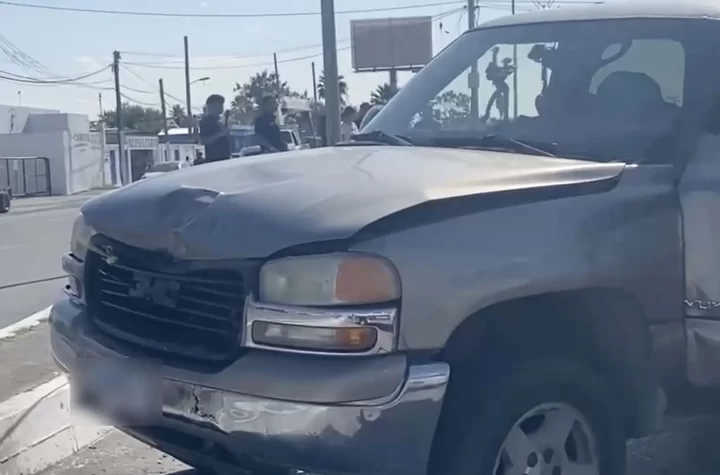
50, 297, 450, 475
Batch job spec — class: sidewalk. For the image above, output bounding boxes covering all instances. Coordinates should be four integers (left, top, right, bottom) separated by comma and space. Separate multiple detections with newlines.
0, 322, 112, 475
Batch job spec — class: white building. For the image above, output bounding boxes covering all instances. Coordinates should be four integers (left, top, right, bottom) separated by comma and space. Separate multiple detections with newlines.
0, 105, 209, 195
0, 104, 106, 196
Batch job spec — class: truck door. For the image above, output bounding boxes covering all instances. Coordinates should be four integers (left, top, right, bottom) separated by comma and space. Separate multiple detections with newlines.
678, 96, 720, 386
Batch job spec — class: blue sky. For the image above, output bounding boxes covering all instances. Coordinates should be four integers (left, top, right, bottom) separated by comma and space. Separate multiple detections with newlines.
0, 0, 530, 118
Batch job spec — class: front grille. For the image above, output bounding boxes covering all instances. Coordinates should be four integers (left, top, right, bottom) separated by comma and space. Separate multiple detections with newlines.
85, 239, 247, 361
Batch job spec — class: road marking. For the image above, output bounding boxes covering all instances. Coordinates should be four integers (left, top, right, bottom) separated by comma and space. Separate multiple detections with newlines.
0, 306, 52, 341
0, 244, 20, 251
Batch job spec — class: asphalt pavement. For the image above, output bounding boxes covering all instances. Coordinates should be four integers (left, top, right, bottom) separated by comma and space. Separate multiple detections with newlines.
0, 190, 107, 328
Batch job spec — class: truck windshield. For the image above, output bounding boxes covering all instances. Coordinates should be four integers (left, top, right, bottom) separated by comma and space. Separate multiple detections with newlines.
365, 18, 713, 163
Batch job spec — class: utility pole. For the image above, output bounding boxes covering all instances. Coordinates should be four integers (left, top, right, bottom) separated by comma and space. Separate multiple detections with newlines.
183, 36, 193, 137
98, 92, 103, 118
512, 0, 518, 118
112, 50, 125, 185
159, 78, 169, 137
273, 53, 280, 95
311, 61, 318, 104
320, 0, 341, 146
467, 0, 479, 125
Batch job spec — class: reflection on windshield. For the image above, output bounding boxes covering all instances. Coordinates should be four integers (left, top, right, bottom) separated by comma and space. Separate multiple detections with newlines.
365, 18, 708, 163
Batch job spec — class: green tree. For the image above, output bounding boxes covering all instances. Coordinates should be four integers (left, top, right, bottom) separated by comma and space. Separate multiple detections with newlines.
169, 104, 187, 127
316, 71, 348, 105
370, 83, 397, 105
431, 91, 471, 127
100, 103, 165, 133
230, 70, 302, 124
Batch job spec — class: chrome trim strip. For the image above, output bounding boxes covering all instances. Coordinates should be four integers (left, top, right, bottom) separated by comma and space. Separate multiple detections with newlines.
243, 295, 398, 356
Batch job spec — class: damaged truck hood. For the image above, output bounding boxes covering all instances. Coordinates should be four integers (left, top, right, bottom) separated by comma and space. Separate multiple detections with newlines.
81, 146, 626, 259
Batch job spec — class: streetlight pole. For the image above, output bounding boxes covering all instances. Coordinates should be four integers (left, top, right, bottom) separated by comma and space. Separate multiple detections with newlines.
320, 0, 341, 146
512, 0, 518, 118
190, 76, 210, 86
183, 36, 194, 136
468, 0, 479, 125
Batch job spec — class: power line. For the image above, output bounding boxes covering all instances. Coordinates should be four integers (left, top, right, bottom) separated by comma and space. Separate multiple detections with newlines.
119, 91, 160, 108
0, 0, 601, 18
120, 63, 189, 108
0, 65, 111, 84
121, 39, 351, 63
126, 47, 353, 71
0, 1, 465, 18
122, 5, 465, 72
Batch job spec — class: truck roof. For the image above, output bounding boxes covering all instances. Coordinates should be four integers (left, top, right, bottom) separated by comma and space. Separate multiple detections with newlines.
476, 1, 720, 29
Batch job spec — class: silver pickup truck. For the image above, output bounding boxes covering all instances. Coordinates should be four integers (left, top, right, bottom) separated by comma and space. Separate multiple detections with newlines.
51, 3, 720, 475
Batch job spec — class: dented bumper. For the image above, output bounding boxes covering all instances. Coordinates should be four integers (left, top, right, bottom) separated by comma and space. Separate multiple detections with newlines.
49, 297, 450, 475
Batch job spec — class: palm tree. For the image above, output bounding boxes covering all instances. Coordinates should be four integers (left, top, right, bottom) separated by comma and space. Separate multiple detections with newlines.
317, 71, 348, 105
370, 83, 397, 105
170, 104, 187, 127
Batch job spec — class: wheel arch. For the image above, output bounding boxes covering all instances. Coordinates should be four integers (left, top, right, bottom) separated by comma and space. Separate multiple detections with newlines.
440, 287, 659, 438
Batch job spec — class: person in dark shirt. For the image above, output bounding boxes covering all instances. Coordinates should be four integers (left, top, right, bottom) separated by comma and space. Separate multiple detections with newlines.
199, 94, 230, 163
253, 95, 288, 153
355, 102, 371, 129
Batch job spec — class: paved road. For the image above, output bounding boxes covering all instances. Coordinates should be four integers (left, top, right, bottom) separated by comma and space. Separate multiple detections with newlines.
0, 191, 107, 328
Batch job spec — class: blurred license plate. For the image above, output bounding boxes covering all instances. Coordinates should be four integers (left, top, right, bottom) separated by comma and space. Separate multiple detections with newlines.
73, 356, 162, 425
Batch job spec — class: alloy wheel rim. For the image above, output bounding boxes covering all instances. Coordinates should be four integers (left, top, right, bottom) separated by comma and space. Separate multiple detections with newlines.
492, 402, 600, 475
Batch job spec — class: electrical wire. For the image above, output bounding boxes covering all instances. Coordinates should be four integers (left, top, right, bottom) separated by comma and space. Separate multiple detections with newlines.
0, 0, 603, 18
122, 5, 462, 71
0, 65, 111, 84
125, 47, 353, 71
119, 91, 160, 108
122, 39, 352, 65
0, 1, 467, 18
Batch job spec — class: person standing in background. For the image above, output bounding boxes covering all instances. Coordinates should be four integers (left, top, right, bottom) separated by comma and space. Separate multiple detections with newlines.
355, 102, 371, 129
359, 104, 384, 130
254, 95, 288, 153
198, 94, 230, 163
340, 106, 358, 142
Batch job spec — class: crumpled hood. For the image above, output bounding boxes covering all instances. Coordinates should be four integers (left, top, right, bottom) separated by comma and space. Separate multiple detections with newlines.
82, 146, 625, 259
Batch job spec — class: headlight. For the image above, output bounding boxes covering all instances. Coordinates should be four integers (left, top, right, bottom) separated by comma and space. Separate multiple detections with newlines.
259, 253, 401, 306
70, 213, 95, 260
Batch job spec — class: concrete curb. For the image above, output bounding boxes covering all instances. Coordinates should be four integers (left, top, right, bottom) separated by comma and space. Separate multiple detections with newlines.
0, 307, 51, 342
0, 376, 113, 475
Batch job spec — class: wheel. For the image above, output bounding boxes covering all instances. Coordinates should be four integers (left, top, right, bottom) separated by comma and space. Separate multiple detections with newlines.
432, 358, 626, 475
0, 192, 9, 213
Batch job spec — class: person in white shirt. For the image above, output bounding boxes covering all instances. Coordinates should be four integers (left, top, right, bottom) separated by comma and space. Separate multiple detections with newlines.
340, 106, 359, 142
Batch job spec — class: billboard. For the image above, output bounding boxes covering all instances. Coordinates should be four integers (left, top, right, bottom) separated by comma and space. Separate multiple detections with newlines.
351, 16, 433, 72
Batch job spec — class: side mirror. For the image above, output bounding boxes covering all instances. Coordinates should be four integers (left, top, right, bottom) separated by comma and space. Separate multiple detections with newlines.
240, 145, 263, 157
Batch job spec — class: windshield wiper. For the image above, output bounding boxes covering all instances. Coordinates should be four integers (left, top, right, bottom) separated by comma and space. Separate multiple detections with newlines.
343, 130, 413, 146
427, 133, 557, 157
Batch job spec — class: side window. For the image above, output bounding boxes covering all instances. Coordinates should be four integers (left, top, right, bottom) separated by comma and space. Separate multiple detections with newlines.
590, 39, 685, 106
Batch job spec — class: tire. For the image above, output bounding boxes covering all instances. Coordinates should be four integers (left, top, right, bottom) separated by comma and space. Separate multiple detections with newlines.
432, 358, 626, 475
0, 192, 9, 214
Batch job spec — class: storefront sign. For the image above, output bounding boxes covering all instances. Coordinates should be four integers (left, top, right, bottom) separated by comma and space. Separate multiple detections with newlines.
72, 132, 91, 151
126, 136, 157, 149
